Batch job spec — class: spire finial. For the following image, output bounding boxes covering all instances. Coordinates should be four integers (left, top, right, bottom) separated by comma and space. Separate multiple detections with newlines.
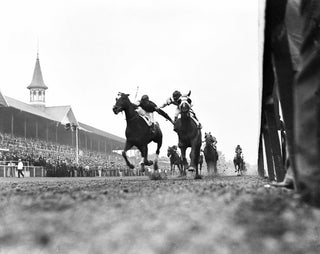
37, 37, 39, 59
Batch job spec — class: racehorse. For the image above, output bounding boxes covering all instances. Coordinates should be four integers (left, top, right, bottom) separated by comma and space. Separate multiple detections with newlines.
174, 92, 202, 179
233, 152, 244, 176
112, 93, 163, 172
203, 133, 219, 175
167, 146, 183, 176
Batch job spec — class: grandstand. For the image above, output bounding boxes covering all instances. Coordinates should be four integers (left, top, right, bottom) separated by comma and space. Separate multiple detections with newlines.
0, 54, 127, 177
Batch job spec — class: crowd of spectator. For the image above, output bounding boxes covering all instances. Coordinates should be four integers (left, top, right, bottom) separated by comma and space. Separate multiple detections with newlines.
0, 132, 129, 177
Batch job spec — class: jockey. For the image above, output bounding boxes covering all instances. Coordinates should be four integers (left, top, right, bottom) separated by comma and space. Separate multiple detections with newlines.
134, 95, 173, 132
172, 145, 181, 156
160, 90, 201, 129
234, 145, 243, 159
204, 132, 217, 149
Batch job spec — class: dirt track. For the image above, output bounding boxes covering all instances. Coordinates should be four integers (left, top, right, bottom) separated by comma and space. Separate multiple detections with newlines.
0, 174, 320, 254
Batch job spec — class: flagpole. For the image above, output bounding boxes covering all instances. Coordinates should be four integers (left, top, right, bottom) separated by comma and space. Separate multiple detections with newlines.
76, 126, 79, 165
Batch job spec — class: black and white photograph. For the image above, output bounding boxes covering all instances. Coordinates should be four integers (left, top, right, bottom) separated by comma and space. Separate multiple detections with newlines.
0, 0, 320, 253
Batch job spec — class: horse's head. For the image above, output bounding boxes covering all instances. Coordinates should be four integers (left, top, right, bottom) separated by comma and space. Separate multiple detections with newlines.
204, 132, 211, 144
167, 145, 177, 157
112, 92, 130, 114
178, 95, 192, 116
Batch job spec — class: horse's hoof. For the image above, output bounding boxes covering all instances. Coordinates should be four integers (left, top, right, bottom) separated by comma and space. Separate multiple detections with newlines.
270, 177, 294, 189
188, 166, 195, 172
145, 160, 153, 166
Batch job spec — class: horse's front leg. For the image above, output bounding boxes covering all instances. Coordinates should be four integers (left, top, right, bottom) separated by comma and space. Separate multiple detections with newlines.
190, 145, 201, 179
213, 161, 218, 175
180, 148, 187, 176
233, 159, 237, 172
188, 146, 198, 171
154, 137, 162, 172
139, 146, 153, 173
122, 142, 134, 169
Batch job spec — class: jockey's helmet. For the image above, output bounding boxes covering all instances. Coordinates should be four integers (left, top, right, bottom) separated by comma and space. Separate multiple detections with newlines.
141, 95, 149, 101
172, 90, 181, 101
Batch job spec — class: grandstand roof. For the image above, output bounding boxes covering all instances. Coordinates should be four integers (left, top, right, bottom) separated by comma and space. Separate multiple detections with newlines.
0, 90, 8, 107
79, 122, 125, 143
45, 106, 78, 124
5, 96, 54, 120
3, 95, 125, 143
27, 55, 48, 90
4, 96, 78, 124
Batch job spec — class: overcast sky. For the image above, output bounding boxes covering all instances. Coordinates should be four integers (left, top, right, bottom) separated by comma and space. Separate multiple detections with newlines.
0, 0, 259, 164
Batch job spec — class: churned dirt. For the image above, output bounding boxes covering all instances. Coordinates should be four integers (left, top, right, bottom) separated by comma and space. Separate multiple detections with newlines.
0, 174, 319, 254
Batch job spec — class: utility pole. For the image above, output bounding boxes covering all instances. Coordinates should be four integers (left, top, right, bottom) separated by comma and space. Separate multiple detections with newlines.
65, 123, 79, 165
75, 126, 79, 165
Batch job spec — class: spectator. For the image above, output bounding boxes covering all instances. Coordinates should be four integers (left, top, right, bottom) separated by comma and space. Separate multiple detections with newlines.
17, 159, 24, 178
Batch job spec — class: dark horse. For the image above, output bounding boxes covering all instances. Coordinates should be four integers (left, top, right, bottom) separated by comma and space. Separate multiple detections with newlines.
112, 93, 162, 172
203, 133, 219, 175
174, 93, 202, 179
233, 152, 244, 176
167, 146, 183, 176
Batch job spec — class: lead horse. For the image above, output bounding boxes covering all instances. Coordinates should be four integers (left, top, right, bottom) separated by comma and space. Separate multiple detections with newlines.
174, 93, 202, 179
112, 93, 162, 172
203, 133, 219, 175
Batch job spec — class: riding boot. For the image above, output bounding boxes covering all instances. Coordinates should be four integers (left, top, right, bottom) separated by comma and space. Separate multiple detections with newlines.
191, 113, 201, 129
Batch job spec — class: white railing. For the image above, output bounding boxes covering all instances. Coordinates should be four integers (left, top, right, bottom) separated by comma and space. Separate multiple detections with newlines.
0, 165, 46, 177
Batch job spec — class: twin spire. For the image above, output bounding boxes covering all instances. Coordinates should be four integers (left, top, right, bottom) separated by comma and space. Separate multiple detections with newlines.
27, 51, 48, 106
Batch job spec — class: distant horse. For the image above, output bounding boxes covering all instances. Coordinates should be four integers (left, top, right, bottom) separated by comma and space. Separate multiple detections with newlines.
174, 92, 202, 179
167, 146, 183, 176
112, 93, 162, 172
203, 133, 219, 175
233, 152, 244, 176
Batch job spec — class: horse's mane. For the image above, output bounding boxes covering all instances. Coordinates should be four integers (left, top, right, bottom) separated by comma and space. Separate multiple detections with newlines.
118, 92, 139, 110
